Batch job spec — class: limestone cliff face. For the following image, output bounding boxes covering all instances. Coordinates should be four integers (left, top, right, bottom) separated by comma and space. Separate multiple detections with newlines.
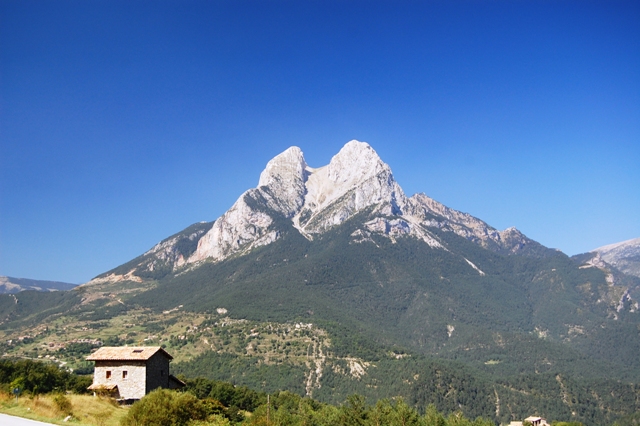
189, 146, 308, 263
294, 141, 406, 235
592, 237, 640, 279
96, 140, 543, 279
190, 140, 411, 264
257, 146, 309, 218
187, 139, 543, 267
188, 192, 278, 263
571, 238, 640, 316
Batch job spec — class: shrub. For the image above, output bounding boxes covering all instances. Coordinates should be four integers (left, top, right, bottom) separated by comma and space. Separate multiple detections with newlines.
52, 393, 73, 416
120, 388, 207, 426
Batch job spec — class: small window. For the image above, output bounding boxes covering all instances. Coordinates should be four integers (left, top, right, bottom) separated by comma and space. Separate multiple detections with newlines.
106, 371, 111, 379
132, 349, 143, 353
122, 371, 128, 379
160, 370, 164, 377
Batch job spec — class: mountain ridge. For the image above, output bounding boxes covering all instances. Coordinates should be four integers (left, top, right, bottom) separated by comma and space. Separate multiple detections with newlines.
90, 140, 548, 284
0, 276, 77, 294
591, 237, 640, 279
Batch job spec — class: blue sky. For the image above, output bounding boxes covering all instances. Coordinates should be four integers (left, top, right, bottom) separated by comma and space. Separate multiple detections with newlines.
1, 0, 639, 283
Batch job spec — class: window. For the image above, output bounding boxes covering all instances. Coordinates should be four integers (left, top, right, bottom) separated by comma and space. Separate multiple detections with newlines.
106, 371, 111, 379
122, 371, 128, 379
160, 370, 164, 377
133, 349, 143, 353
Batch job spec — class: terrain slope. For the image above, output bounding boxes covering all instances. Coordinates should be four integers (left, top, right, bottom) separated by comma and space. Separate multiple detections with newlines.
2, 141, 639, 425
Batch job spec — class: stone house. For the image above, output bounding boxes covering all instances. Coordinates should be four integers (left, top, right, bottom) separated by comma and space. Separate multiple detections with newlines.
86, 346, 184, 401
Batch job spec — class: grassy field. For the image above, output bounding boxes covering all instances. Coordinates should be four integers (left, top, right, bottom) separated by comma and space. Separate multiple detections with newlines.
0, 392, 128, 426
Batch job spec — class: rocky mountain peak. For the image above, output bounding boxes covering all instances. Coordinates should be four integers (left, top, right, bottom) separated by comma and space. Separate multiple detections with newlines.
183, 141, 407, 266
258, 146, 308, 189
296, 141, 406, 234
326, 140, 387, 185
304, 142, 397, 207
257, 146, 309, 218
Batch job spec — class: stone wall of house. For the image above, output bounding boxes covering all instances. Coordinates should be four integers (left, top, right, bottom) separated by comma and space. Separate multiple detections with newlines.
145, 352, 170, 393
93, 360, 146, 400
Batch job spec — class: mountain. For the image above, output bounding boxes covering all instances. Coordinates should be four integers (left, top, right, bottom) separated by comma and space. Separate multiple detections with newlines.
1, 140, 639, 425
571, 238, 640, 311
592, 237, 640, 278
93, 141, 550, 283
0, 276, 77, 294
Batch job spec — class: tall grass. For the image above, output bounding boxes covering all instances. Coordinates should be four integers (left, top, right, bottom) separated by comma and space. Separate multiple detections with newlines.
0, 391, 127, 426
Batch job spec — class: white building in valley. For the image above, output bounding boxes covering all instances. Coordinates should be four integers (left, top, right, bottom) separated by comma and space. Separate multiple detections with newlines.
509, 417, 550, 426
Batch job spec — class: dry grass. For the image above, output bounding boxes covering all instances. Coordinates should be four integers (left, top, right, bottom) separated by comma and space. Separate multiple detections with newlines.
0, 392, 128, 426
27, 395, 60, 418
0, 391, 12, 403
68, 394, 127, 426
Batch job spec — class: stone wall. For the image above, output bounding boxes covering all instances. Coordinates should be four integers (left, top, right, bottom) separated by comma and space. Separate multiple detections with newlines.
93, 360, 146, 400
145, 352, 170, 393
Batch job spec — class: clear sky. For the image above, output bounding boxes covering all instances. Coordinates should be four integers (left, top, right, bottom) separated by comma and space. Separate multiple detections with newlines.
1, 0, 639, 284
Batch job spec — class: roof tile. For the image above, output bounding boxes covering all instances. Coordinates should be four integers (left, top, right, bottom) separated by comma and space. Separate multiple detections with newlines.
86, 346, 173, 361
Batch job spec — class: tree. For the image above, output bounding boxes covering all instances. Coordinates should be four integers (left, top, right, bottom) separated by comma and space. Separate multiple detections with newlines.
390, 399, 422, 426
424, 404, 446, 426
339, 394, 368, 426
368, 399, 394, 426
447, 411, 472, 426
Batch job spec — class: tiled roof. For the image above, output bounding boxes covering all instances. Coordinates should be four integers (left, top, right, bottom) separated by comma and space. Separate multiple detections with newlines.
86, 346, 173, 361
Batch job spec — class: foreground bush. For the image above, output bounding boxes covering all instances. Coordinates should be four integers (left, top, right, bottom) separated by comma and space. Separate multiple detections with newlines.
120, 388, 209, 426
